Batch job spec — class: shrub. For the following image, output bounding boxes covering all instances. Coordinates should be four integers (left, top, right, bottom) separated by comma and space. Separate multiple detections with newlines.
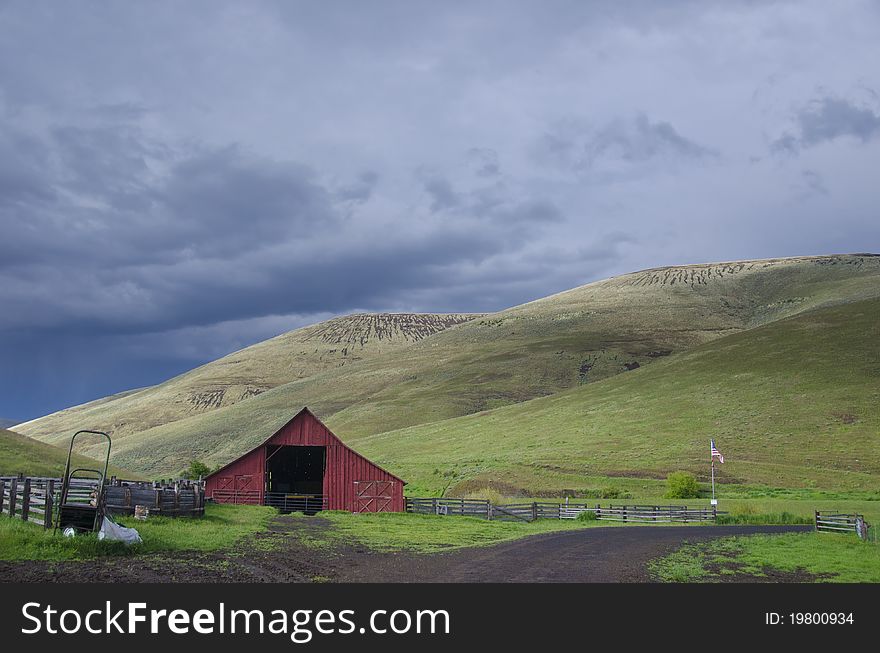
599, 487, 632, 499
576, 510, 598, 521
665, 472, 701, 499
183, 460, 212, 480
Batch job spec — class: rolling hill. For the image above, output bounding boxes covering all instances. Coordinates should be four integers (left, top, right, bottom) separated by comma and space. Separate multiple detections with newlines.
14, 313, 478, 445
17, 253, 880, 479
0, 429, 138, 479
353, 297, 880, 496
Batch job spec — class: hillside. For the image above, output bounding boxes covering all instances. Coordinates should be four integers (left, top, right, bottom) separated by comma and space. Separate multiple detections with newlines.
355, 297, 880, 496
14, 313, 478, 445
0, 429, 137, 479
25, 253, 879, 476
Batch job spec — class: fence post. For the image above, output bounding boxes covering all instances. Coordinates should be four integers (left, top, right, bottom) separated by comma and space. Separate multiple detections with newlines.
21, 478, 31, 523
0, 479, 4, 514
44, 480, 54, 529
532, 502, 538, 521
814, 510, 819, 531
486, 501, 492, 521
8, 478, 17, 517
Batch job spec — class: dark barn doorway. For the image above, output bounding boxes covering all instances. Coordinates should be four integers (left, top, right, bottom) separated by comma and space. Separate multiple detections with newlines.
265, 445, 326, 513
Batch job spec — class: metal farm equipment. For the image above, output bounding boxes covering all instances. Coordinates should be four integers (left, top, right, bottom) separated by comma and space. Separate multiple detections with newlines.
54, 430, 112, 534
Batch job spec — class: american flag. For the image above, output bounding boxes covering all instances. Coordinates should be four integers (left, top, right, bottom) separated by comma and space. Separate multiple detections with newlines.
710, 439, 724, 464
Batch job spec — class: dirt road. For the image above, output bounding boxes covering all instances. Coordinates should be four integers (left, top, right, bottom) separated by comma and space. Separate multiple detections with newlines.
0, 519, 811, 583
335, 524, 812, 582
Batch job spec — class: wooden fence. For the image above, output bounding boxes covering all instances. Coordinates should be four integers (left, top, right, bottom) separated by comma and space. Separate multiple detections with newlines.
0, 477, 56, 528
815, 511, 870, 540
406, 498, 719, 523
0, 475, 206, 529
103, 479, 205, 517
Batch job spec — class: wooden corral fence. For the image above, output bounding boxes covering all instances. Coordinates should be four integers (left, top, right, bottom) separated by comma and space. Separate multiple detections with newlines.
0, 477, 57, 528
0, 475, 205, 529
103, 478, 206, 517
815, 511, 870, 541
406, 498, 720, 523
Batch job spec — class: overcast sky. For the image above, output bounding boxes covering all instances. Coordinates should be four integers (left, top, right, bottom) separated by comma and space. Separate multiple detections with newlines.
2, 1, 879, 420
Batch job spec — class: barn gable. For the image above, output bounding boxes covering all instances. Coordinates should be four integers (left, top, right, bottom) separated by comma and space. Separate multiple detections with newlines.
204, 407, 405, 512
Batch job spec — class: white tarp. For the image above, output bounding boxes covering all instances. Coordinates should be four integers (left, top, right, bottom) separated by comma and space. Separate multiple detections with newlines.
98, 516, 142, 545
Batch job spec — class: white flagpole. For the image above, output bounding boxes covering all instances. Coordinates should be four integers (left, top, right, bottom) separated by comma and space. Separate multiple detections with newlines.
710, 440, 716, 504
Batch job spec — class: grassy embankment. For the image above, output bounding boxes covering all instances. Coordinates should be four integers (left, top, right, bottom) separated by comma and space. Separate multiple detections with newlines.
650, 532, 880, 582
0, 428, 137, 479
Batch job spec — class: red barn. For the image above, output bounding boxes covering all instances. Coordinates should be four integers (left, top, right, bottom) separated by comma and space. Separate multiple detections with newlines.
204, 407, 405, 513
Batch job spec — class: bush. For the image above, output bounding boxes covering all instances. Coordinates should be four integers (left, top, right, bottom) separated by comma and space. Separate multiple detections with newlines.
183, 460, 212, 480
576, 510, 598, 521
665, 472, 701, 499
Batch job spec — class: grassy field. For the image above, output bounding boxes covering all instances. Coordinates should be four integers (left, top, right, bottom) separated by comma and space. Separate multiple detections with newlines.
0, 428, 137, 479
17, 255, 880, 482
650, 532, 880, 582
289, 511, 609, 553
355, 297, 880, 497
0, 503, 274, 561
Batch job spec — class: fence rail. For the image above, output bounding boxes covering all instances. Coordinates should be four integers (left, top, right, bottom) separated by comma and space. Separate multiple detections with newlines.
0, 475, 205, 528
406, 498, 719, 523
815, 511, 869, 540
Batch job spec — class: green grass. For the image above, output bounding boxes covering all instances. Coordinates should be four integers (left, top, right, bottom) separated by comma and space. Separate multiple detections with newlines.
0, 503, 274, 561
19, 255, 880, 485
289, 511, 607, 553
356, 297, 880, 497
650, 532, 880, 582
0, 428, 137, 479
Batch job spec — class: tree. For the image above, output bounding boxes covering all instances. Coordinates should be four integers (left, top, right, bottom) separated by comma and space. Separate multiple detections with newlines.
665, 471, 701, 499
184, 460, 212, 480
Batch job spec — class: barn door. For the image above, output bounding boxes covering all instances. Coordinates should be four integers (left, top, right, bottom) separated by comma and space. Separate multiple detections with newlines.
353, 480, 395, 513
234, 474, 259, 504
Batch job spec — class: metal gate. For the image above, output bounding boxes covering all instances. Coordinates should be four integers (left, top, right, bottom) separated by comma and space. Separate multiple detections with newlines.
353, 480, 396, 513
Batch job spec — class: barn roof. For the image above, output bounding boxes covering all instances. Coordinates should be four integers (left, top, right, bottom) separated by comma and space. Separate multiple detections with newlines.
204, 406, 406, 484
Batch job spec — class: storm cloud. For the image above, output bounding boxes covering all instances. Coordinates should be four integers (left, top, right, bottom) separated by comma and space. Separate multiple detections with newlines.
1, 0, 879, 419
773, 96, 880, 153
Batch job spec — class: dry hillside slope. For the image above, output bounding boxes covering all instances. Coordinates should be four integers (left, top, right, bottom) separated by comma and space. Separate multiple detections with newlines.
16, 313, 478, 444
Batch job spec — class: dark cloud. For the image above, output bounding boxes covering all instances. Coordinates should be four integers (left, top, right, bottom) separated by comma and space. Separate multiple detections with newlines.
772, 96, 880, 153
534, 114, 716, 180
585, 114, 714, 165
420, 173, 461, 213
0, 1, 878, 420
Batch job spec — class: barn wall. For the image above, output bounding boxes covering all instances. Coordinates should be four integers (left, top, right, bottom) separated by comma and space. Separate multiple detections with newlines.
205, 409, 404, 512
268, 411, 404, 512
204, 444, 265, 504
